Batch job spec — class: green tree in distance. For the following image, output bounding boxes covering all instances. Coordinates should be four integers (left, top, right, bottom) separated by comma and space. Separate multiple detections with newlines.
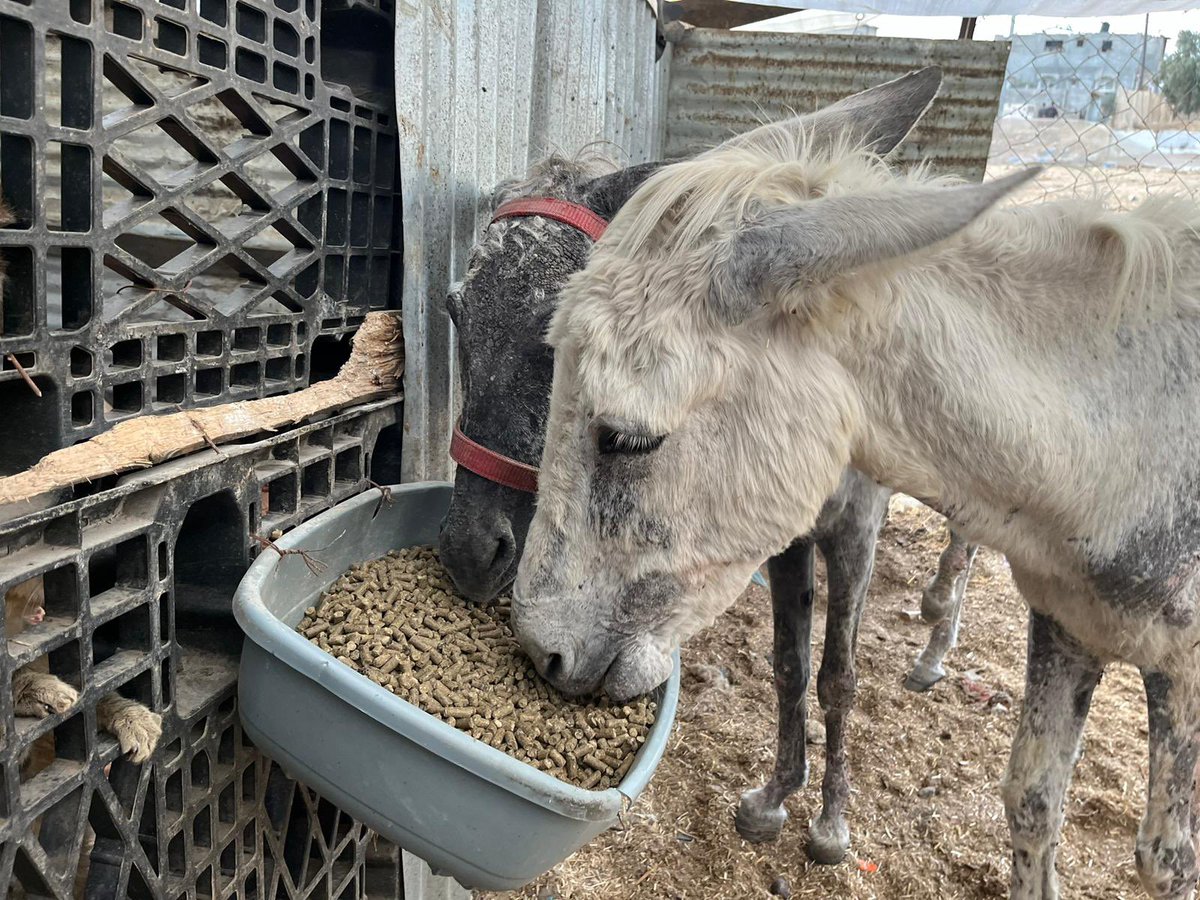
1159, 31, 1200, 115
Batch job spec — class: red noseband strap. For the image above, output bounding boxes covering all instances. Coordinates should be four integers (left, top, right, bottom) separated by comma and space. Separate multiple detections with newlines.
490, 197, 608, 242
450, 423, 540, 494
449, 197, 610, 494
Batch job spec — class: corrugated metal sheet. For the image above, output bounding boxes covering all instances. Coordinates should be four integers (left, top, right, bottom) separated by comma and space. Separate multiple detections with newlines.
395, 0, 667, 483
664, 28, 1010, 181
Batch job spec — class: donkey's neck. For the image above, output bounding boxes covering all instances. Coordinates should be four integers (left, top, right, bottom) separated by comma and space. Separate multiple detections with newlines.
832, 226, 1200, 581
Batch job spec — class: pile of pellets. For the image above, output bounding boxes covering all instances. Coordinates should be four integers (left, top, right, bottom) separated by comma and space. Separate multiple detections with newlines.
296, 546, 656, 790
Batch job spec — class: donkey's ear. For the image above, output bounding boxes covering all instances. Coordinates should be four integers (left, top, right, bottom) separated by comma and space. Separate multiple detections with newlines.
709, 168, 1039, 325
724, 67, 943, 159
581, 161, 670, 220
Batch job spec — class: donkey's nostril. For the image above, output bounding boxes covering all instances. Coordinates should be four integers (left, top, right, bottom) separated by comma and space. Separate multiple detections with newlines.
542, 652, 564, 682
490, 532, 513, 569
438, 513, 518, 602
520, 633, 573, 688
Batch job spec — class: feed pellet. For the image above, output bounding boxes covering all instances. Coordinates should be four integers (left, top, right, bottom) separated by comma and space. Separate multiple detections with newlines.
296, 546, 656, 790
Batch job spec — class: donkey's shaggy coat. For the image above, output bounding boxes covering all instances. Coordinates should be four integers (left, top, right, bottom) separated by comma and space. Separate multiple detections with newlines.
514, 69, 1200, 899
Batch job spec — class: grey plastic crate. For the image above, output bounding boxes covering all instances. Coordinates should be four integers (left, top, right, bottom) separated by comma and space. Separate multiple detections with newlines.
233, 482, 680, 892
0, 0, 401, 476
0, 398, 403, 899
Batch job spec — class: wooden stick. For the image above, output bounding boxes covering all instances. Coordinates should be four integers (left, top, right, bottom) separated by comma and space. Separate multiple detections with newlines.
0, 312, 403, 506
366, 479, 394, 517
250, 533, 329, 576
5, 354, 42, 398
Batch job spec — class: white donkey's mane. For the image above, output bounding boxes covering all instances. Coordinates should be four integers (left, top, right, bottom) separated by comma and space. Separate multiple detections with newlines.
602, 131, 1200, 332
604, 131, 917, 255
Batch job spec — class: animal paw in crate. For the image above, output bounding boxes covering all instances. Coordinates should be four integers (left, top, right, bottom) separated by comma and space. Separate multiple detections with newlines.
6, 576, 163, 766
233, 483, 679, 892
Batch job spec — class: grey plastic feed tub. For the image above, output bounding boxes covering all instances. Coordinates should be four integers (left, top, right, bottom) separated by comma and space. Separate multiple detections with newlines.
232, 482, 680, 891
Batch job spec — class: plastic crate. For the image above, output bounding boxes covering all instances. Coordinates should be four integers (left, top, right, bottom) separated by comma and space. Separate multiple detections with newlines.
0, 0, 402, 476
0, 397, 404, 899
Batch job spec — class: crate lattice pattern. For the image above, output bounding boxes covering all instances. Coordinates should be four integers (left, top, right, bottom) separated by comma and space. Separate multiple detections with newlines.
1, 399, 404, 899
0, 0, 401, 475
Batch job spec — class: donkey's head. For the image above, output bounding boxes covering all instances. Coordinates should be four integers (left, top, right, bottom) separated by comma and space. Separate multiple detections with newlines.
512, 68, 1036, 699
438, 157, 666, 601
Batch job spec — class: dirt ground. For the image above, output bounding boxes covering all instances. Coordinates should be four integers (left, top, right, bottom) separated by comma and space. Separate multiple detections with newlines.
989, 159, 1200, 210
482, 499, 1151, 900
987, 115, 1200, 209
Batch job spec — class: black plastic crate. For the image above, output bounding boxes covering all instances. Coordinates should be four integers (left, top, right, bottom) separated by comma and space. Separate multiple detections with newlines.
0, 397, 403, 899
0, 0, 402, 476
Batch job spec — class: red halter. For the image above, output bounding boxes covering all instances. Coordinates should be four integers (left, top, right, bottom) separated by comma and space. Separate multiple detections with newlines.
490, 197, 608, 242
449, 197, 609, 494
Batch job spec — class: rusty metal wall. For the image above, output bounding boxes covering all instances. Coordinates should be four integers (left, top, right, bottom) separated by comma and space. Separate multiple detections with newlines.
664, 28, 1009, 182
394, 0, 667, 483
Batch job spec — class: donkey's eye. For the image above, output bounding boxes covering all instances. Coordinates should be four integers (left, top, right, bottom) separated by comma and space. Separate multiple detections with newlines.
597, 426, 665, 456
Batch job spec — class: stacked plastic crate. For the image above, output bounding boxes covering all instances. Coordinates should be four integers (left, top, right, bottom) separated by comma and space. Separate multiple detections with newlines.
0, 0, 404, 896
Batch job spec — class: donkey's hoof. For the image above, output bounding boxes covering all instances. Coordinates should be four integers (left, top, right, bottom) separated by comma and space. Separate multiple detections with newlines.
735, 788, 788, 843
807, 816, 850, 865
904, 662, 946, 693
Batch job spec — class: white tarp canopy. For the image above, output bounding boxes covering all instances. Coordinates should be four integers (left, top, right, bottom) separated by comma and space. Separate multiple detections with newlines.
729, 1, 1197, 15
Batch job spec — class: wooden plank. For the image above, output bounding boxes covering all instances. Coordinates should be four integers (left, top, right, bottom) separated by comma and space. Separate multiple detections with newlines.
0, 312, 403, 506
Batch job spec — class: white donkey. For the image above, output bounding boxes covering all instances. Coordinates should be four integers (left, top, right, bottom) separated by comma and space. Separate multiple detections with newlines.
511, 67, 1200, 900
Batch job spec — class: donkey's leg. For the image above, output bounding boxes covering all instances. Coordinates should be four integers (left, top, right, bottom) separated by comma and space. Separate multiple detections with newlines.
807, 500, 886, 864
920, 525, 977, 621
905, 525, 979, 692
1134, 667, 1200, 900
735, 539, 816, 843
1002, 612, 1102, 900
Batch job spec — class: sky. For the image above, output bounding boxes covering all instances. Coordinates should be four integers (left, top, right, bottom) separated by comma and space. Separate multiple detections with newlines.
871, 12, 1200, 41
743, 10, 1200, 46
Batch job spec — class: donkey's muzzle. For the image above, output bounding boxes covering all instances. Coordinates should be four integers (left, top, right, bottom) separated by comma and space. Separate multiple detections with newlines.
438, 510, 517, 603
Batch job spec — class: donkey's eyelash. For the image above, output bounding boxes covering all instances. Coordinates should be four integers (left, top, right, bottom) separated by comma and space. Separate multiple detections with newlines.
598, 427, 665, 455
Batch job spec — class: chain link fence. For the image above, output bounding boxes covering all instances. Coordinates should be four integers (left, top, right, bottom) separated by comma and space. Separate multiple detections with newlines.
985, 14, 1200, 208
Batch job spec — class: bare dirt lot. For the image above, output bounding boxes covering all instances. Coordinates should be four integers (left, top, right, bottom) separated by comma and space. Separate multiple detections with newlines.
988, 115, 1200, 209
482, 500, 1150, 900
990, 160, 1200, 210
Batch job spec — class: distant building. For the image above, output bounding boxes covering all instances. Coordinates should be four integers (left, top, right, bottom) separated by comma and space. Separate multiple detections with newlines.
997, 23, 1167, 123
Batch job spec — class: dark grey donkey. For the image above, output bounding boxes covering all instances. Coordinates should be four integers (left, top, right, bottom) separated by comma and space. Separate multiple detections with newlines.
439, 143, 976, 863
